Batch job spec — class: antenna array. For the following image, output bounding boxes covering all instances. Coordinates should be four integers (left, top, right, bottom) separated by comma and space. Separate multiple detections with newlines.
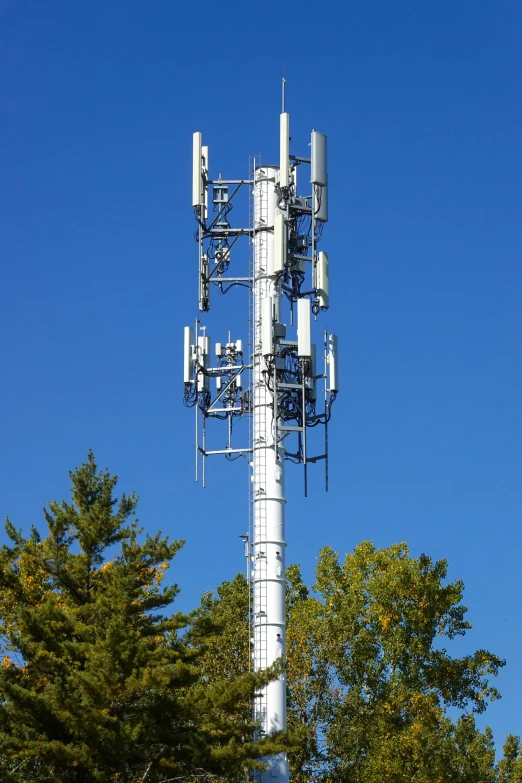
184, 104, 338, 782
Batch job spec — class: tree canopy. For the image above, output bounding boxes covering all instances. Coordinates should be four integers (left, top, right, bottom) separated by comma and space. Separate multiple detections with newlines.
0, 454, 520, 782
196, 543, 519, 783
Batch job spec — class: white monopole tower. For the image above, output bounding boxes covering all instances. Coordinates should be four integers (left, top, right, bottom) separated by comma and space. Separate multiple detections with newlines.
184, 97, 338, 782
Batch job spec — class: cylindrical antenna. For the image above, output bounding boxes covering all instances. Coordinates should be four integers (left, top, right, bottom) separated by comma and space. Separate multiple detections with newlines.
280, 113, 290, 188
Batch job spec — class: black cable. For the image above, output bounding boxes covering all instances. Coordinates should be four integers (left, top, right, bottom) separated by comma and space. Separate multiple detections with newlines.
219, 282, 251, 294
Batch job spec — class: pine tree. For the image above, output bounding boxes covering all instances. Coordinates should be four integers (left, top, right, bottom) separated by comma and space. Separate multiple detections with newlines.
0, 453, 286, 783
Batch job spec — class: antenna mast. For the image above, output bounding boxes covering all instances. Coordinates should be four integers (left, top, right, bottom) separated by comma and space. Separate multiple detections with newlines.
184, 94, 338, 782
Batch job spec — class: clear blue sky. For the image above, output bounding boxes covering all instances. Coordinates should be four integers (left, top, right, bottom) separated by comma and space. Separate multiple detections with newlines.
1, 0, 521, 750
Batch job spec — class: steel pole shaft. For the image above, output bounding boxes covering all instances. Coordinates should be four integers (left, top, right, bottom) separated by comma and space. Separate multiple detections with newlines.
253, 165, 289, 782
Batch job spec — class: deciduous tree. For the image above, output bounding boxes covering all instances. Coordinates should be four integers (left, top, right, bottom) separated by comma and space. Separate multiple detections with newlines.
196, 541, 508, 782
498, 735, 522, 783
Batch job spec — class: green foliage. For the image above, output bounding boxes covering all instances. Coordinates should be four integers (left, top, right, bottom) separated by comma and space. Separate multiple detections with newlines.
448, 715, 496, 783
0, 453, 286, 783
498, 735, 522, 783
0, 456, 516, 782
196, 541, 510, 783
293, 542, 504, 782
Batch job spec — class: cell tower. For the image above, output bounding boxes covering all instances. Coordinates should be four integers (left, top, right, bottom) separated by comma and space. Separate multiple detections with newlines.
184, 92, 338, 782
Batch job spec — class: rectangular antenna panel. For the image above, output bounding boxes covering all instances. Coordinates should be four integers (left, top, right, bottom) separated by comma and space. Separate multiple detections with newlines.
273, 212, 286, 274
202, 145, 208, 219
261, 296, 273, 356
309, 344, 317, 401
311, 131, 327, 186
235, 339, 243, 354
192, 132, 204, 207
328, 334, 339, 392
317, 251, 329, 309
315, 176, 328, 222
280, 113, 290, 188
297, 298, 311, 357
183, 326, 194, 383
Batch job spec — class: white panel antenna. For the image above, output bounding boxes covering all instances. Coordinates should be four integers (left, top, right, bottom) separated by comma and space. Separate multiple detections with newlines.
297, 298, 311, 357
183, 326, 194, 383
202, 145, 209, 219
311, 131, 327, 186
192, 132, 204, 207
317, 251, 329, 309
280, 113, 290, 188
328, 333, 339, 392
